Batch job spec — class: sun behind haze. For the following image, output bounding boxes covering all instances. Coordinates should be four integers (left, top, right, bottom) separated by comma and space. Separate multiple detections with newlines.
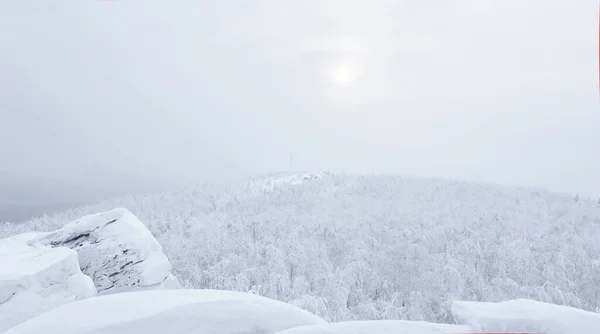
0, 0, 597, 211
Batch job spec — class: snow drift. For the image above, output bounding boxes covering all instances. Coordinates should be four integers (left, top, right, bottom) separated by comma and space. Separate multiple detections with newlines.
4, 289, 327, 334
452, 299, 600, 334
273, 320, 470, 334
0, 238, 96, 332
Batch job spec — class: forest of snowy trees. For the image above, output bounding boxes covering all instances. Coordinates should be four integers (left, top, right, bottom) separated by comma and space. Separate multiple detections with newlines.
2, 172, 599, 323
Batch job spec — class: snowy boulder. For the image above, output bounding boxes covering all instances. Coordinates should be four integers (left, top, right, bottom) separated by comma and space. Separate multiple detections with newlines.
0, 238, 96, 332
4, 289, 327, 334
274, 320, 471, 334
452, 299, 600, 334
29, 208, 179, 294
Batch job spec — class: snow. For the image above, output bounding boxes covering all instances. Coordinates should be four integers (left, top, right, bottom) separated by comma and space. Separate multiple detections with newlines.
0, 208, 180, 331
273, 320, 470, 334
4, 173, 600, 322
29, 208, 179, 293
452, 299, 600, 334
4, 289, 327, 334
0, 238, 96, 332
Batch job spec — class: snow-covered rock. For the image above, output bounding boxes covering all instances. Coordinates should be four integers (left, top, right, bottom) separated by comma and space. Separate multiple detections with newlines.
0, 238, 96, 332
4, 289, 327, 334
0, 208, 179, 331
274, 320, 470, 334
29, 208, 179, 294
452, 299, 600, 334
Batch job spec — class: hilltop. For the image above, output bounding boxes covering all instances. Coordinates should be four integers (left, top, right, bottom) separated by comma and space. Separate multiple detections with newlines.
2, 172, 599, 322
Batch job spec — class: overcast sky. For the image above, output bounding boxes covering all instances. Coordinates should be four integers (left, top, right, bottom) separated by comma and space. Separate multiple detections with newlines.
0, 0, 598, 210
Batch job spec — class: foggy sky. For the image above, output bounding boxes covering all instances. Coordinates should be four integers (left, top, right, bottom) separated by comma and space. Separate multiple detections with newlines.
0, 0, 598, 211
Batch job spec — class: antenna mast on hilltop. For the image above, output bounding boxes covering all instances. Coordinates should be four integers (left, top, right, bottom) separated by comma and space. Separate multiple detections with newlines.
289, 154, 293, 172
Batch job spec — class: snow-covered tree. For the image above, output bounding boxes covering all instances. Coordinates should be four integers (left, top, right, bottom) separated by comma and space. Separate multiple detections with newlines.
3, 172, 600, 323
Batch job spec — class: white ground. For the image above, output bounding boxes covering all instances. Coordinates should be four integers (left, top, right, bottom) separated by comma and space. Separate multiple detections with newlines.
452, 298, 600, 334
4, 289, 327, 334
274, 320, 470, 334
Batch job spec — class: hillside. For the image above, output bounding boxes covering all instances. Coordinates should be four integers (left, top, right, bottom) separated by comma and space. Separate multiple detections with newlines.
2, 172, 599, 322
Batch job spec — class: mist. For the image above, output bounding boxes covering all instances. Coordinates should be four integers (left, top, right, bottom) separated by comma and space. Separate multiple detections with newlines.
0, 0, 598, 220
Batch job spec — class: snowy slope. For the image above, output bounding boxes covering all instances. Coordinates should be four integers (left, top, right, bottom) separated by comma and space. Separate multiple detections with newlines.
0, 238, 96, 332
4, 289, 326, 334
452, 299, 600, 334
274, 320, 470, 334
3, 173, 599, 322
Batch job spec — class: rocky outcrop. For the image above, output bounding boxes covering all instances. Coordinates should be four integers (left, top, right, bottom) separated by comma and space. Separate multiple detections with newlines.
31, 208, 180, 294
0, 238, 96, 332
0, 208, 179, 331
